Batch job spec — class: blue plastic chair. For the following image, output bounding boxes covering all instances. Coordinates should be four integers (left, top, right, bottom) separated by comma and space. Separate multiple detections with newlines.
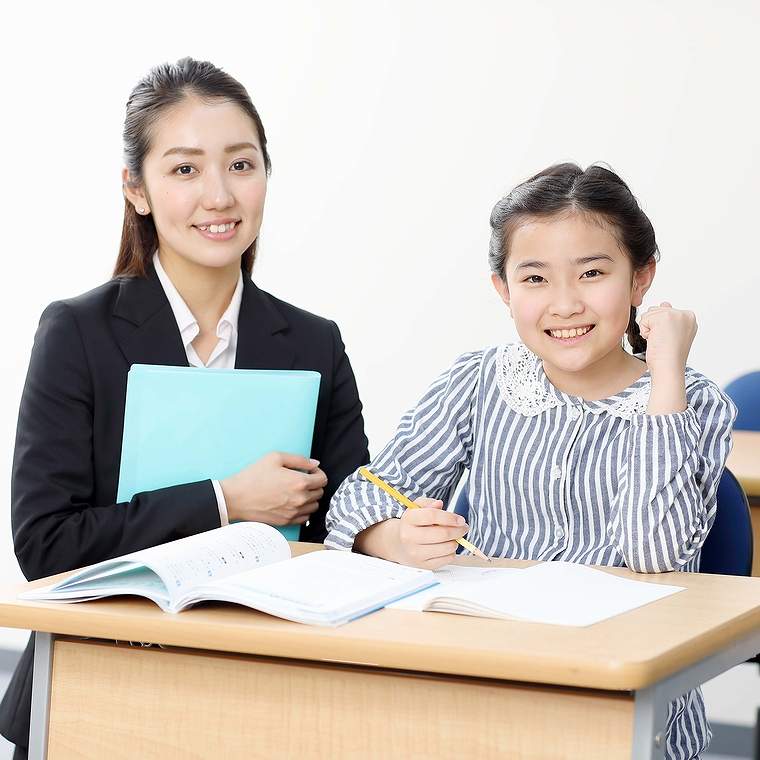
700, 468, 753, 577
452, 468, 753, 576
724, 371, 760, 431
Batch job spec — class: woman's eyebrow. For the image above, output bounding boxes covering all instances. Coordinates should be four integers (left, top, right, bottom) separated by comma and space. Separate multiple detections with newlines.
225, 142, 259, 154
161, 142, 259, 158
162, 146, 204, 158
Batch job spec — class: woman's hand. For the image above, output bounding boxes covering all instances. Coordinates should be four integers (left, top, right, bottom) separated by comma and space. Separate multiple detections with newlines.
639, 302, 697, 415
354, 498, 469, 569
220, 452, 327, 525
639, 301, 698, 374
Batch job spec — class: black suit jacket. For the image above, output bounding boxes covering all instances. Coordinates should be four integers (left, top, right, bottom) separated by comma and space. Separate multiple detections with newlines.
0, 266, 369, 746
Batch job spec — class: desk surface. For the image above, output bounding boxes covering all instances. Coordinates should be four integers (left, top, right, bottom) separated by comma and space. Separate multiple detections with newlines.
728, 430, 760, 497
1, 545, 760, 693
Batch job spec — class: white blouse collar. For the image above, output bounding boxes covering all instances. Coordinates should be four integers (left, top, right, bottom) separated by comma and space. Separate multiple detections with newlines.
495, 343, 699, 420
153, 252, 243, 349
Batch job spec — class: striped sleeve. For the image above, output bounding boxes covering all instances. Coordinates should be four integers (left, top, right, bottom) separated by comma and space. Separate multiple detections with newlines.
608, 378, 737, 573
324, 351, 481, 550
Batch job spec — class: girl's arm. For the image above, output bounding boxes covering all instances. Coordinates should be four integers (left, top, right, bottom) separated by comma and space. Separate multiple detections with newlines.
325, 351, 481, 556
608, 377, 737, 573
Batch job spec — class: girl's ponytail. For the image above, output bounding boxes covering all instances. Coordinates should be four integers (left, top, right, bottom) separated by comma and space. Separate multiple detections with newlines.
626, 306, 647, 355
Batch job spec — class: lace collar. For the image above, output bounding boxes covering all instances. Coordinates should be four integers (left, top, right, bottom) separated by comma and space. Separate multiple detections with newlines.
495, 343, 697, 420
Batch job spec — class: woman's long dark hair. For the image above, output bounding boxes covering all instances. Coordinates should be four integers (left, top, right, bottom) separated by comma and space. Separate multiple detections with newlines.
488, 163, 659, 354
115, 57, 272, 278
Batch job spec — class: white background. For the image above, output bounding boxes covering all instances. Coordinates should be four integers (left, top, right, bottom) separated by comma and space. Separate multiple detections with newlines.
0, 0, 758, 724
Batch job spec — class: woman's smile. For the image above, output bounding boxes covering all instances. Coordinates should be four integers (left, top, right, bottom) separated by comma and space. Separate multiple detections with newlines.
193, 218, 241, 241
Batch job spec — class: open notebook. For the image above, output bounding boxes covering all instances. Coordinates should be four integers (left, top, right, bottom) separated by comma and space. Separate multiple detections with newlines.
389, 562, 685, 626
20, 523, 436, 627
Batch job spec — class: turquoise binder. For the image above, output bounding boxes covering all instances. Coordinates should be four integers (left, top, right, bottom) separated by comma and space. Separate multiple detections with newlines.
117, 364, 322, 541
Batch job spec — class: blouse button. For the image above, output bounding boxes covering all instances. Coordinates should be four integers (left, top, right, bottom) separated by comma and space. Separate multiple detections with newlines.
551, 465, 562, 480
569, 407, 581, 420
555, 526, 565, 539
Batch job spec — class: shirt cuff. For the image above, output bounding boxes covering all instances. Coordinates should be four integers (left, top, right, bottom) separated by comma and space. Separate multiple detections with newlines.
211, 479, 230, 526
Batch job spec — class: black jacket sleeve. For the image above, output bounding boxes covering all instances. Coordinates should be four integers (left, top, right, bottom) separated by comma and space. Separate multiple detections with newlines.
11, 302, 221, 581
300, 320, 369, 543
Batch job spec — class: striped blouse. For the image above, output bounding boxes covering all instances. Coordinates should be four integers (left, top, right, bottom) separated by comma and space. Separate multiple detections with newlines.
326, 343, 737, 760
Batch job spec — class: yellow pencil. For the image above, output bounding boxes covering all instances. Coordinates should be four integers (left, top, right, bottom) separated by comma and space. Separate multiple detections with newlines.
358, 467, 491, 562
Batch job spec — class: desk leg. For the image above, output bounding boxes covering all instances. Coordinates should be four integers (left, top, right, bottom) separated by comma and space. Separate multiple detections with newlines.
29, 632, 53, 760
631, 626, 760, 760
632, 686, 668, 759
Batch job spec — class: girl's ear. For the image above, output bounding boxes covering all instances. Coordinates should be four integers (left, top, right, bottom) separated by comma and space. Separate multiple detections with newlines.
631, 259, 656, 307
122, 167, 150, 214
491, 273, 512, 316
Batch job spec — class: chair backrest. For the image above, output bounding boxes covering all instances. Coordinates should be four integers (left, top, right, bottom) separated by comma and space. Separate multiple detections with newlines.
452, 468, 753, 576
453, 485, 470, 520
724, 371, 760, 431
700, 468, 753, 577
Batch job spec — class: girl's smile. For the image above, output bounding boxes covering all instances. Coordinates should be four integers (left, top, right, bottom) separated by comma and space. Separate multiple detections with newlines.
544, 323, 595, 343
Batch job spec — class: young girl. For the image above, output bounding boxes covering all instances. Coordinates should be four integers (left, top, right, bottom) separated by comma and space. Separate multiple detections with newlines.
326, 163, 735, 759
1, 58, 368, 758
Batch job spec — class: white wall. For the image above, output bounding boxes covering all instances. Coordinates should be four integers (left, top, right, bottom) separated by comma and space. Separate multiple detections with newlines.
0, 1, 758, 654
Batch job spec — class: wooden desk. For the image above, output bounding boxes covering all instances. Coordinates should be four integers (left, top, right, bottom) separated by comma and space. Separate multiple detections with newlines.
1, 546, 760, 760
728, 430, 760, 575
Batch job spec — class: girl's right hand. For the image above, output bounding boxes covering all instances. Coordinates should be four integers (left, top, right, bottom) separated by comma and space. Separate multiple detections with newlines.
356, 498, 469, 569
220, 452, 327, 525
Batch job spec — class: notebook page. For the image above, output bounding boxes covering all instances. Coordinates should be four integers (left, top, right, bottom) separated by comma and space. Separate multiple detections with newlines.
136, 522, 291, 597
388, 565, 522, 610
429, 561, 684, 626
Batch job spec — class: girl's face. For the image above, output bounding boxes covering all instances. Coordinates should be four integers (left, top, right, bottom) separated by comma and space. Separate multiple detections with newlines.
124, 96, 267, 271
492, 212, 654, 376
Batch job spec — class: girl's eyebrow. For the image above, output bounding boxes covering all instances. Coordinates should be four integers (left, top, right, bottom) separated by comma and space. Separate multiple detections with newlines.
513, 253, 615, 272
513, 259, 546, 271
573, 254, 615, 265
161, 142, 260, 158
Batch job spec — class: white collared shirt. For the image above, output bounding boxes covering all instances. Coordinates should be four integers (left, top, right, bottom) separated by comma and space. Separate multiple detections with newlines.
153, 252, 244, 525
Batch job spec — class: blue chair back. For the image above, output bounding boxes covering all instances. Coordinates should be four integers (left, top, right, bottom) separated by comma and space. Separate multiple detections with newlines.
452, 468, 752, 576
724, 371, 760, 431
700, 468, 753, 577
453, 485, 470, 520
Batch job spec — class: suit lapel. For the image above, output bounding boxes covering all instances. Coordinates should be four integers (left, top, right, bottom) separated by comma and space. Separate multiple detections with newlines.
111, 265, 189, 368
235, 276, 295, 370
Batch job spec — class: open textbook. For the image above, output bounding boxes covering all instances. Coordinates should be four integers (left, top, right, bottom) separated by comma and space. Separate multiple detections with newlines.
19, 523, 436, 627
388, 562, 685, 626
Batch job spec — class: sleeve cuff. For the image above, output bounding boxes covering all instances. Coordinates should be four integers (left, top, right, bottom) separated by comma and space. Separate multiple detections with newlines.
211, 479, 230, 526
324, 503, 405, 551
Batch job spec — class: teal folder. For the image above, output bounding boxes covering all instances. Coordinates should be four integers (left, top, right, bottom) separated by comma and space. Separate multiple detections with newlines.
117, 364, 322, 541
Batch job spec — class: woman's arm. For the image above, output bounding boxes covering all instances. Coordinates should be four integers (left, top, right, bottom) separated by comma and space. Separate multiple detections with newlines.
11, 302, 221, 581
608, 378, 737, 573
299, 320, 370, 542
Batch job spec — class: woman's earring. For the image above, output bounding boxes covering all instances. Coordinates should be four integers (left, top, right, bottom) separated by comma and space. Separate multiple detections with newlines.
138, 207, 147, 214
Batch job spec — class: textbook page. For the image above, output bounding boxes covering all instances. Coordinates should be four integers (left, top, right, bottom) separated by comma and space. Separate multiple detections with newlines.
21, 523, 290, 611
136, 522, 290, 599
423, 561, 684, 626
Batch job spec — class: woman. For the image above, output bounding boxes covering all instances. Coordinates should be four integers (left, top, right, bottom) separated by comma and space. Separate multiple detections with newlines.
1, 57, 369, 757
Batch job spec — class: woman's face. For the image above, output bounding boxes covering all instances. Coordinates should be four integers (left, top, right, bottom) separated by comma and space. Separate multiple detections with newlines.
127, 96, 267, 271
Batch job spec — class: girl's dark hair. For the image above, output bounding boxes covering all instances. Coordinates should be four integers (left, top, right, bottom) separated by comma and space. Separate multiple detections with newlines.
488, 163, 659, 354
115, 57, 271, 278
